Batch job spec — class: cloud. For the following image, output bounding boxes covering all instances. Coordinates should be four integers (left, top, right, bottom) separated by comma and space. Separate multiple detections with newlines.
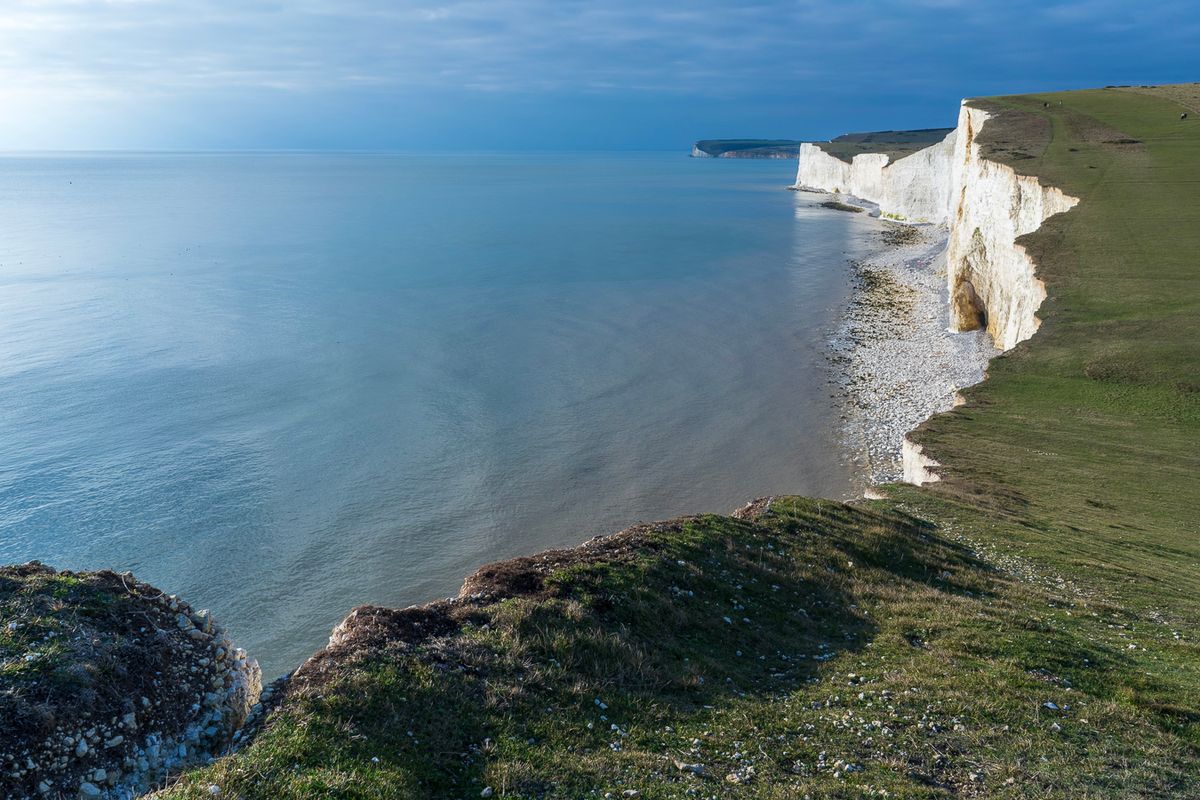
0, 0, 1196, 148
0, 0, 1117, 95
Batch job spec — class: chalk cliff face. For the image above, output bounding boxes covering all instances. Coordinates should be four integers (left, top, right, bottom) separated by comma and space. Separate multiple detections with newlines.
945, 105, 1079, 350
901, 438, 943, 486
795, 132, 957, 224
796, 102, 1080, 485
796, 103, 1078, 351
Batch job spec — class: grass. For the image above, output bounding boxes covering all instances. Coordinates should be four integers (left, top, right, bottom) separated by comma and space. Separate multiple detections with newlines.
696, 129, 953, 161
816, 142, 935, 165
0, 569, 127, 689
160, 502, 1197, 799
156, 86, 1200, 798
818, 128, 955, 165
908, 87, 1200, 620
692, 140, 802, 157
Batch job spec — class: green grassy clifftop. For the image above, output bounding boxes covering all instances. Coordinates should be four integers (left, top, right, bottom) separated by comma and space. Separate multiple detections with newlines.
817, 128, 955, 164
158, 498, 1198, 798
909, 85, 1200, 621
691, 140, 802, 158
693, 129, 954, 161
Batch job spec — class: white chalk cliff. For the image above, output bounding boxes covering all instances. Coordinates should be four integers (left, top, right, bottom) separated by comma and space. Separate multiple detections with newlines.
944, 105, 1079, 351
797, 102, 1080, 484
796, 133, 957, 225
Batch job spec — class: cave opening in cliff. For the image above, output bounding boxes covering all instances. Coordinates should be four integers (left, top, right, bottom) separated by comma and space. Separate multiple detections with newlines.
952, 276, 988, 332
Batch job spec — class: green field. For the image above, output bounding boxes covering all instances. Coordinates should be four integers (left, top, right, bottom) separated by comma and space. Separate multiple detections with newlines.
818, 127, 955, 164
694, 129, 954, 161
910, 86, 1200, 619
156, 86, 1200, 798
692, 139, 802, 158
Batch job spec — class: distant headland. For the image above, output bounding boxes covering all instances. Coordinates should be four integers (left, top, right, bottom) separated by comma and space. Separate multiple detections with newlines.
692, 128, 954, 160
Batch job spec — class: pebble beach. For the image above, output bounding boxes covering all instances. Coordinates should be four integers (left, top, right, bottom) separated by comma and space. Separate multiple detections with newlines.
824, 204, 997, 486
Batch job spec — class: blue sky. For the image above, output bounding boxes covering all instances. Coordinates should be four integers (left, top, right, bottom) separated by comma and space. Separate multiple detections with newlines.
1, 0, 1196, 150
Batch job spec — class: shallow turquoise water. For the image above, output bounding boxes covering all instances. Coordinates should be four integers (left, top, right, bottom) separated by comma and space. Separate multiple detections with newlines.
0, 152, 877, 674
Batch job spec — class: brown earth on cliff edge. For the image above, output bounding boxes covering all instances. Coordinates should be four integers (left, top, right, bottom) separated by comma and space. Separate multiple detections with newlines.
284, 517, 696, 698
266, 508, 774, 731
0, 564, 257, 799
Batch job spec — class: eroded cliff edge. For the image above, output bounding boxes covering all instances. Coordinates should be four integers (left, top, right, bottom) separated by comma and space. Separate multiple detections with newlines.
0, 565, 261, 800
796, 101, 1080, 484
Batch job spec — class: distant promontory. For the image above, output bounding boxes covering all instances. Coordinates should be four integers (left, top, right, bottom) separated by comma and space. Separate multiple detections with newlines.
692, 128, 953, 160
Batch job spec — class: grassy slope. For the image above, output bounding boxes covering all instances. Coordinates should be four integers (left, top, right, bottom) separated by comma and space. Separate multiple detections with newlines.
833, 129, 955, 145
820, 128, 956, 164
816, 143, 926, 164
908, 87, 1200, 633
160, 88, 1200, 798
696, 129, 953, 161
693, 140, 802, 157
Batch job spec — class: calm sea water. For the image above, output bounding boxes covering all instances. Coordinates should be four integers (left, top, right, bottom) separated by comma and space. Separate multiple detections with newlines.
0, 152, 880, 674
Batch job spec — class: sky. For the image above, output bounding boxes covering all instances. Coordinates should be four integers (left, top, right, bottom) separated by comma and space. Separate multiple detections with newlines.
1, 0, 1197, 150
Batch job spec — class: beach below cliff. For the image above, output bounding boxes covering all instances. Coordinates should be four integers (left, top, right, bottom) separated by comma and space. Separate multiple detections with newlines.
820, 201, 996, 485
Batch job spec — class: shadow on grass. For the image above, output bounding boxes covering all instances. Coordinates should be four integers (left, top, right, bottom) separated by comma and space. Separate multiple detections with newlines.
203, 497, 1021, 798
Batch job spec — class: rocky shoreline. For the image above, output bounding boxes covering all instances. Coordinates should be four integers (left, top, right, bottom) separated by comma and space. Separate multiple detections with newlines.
0, 564, 261, 800
817, 194, 996, 486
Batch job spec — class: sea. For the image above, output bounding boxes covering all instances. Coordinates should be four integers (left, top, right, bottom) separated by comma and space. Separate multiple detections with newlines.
0, 151, 883, 675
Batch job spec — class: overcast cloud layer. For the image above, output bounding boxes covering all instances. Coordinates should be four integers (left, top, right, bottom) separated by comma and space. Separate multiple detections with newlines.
1, 0, 1197, 149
